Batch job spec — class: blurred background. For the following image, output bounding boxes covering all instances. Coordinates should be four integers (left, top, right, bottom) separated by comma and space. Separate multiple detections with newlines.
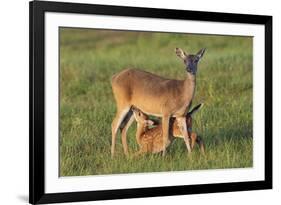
59, 28, 253, 176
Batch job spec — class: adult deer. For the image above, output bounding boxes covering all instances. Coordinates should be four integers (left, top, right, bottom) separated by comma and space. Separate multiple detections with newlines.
111, 47, 206, 157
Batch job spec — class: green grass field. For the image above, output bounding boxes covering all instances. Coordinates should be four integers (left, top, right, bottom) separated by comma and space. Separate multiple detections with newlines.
59, 28, 253, 176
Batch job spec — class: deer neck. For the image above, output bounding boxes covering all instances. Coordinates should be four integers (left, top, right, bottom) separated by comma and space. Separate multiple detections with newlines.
183, 72, 196, 99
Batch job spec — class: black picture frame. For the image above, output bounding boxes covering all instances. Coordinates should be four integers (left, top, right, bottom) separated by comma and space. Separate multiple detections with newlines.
29, 0, 272, 204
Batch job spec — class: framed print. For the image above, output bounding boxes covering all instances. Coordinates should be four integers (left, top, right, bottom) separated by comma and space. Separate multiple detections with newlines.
29, 0, 272, 204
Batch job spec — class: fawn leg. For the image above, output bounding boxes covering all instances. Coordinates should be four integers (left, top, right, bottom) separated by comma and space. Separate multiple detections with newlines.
190, 132, 197, 150
196, 135, 206, 155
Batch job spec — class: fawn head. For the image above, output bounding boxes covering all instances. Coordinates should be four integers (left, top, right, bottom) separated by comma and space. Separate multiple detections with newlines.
132, 107, 155, 127
175, 48, 206, 75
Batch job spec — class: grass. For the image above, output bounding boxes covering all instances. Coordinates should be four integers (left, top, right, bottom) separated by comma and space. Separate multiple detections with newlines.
59, 28, 253, 176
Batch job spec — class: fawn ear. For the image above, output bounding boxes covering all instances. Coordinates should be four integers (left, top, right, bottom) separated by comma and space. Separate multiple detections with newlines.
188, 103, 203, 116
132, 107, 141, 120
175, 48, 187, 60
131, 107, 137, 115
196, 48, 206, 59
145, 120, 155, 126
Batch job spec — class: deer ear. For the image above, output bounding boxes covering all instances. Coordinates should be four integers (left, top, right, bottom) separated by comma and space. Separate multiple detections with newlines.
175, 48, 187, 60
196, 48, 206, 59
188, 103, 203, 116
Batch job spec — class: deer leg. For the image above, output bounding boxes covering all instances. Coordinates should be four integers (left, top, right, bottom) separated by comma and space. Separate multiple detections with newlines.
120, 111, 135, 156
162, 116, 170, 156
184, 137, 192, 154
111, 107, 130, 157
196, 135, 206, 155
177, 117, 192, 154
190, 132, 197, 150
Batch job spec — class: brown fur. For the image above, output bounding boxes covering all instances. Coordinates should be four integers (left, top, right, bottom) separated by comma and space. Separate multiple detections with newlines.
111, 48, 205, 157
132, 107, 205, 155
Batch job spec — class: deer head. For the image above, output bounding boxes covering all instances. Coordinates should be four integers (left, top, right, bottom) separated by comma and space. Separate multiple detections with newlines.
175, 48, 206, 75
132, 107, 155, 127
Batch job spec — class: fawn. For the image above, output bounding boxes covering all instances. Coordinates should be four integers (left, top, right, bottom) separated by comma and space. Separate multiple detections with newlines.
132, 104, 205, 155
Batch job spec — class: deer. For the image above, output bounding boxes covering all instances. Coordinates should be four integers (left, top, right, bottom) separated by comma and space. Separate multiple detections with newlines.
131, 104, 205, 155
111, 47, 206, 157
